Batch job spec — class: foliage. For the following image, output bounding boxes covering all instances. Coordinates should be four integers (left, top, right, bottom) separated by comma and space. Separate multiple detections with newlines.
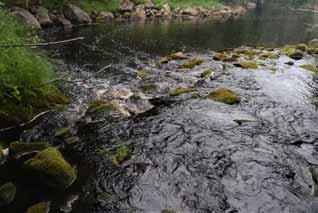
0, 9, 67, 127
154, 0, 223, 9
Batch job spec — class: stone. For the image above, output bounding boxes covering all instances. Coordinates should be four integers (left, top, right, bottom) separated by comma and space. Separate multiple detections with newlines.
288, 51, 304, 60
246, 2, 257, 10
26, 202, 50, 213
170, 52, 188, 60
120, 0, 135, 12
162, 4, 172, 17
9, 141, 51, 159
34, 6, 52, 27
179, 58, 204, 69
133, 5, 146, 19
63, 4, 92, 24
24, 148, 77, 189
97, 11, 114, 21
0, 182, 16, 207
234, 61, 258, 69
144, 0, 155, 8
182, 8, 199, 16
55, 14, 72, 27
309, 39, 318, 48
12, 7, 41, 29
207, 88, 240, 105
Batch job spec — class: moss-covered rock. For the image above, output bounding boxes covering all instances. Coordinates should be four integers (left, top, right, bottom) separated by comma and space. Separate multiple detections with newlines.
213, 53, 228, 61
259, 52, 279, 59
179, 58, 204, 69
54, 127, 71, 137
140, 83, 157, 90
200, 69, 213, 78
161, 210, 176, 213
307, 48, 318, 55
0, 182, 16, 207
110, 145, 129, 165
309, 39, 318, 48
295, 44, 307, 52
87, 100, 115, 114
234, 48, 257, 56
160, 56, 170, 64
24, 148, 76, 189
9, 141, 51, 158
136, 71, 150, 79
288, 51, 304, 60
26, 202, 50, 213
207, 88, 240, 105
170, 52, 188, 60
299, 64, 318, 73
170, 87, 196, 96
234, 61, 258, 69
65, 136, 80, 145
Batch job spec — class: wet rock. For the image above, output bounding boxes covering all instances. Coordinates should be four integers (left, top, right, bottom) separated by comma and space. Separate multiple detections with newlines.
12, 7, 41, 29
26, 202, 50, 213
170, 52, 188, 60
140, 83, 157, 90
160, 56, 170, 63
136, 71, 151, 79
200, 69, 214, 78
299, 64, 318, 73
97, 11, 114, 21
64, 4, 92, 24
234, 61, 258, 68
259, 52, 279, 59
9, 141, 51, 159
309, 39, 318, 48
213, 53, 229, 61
33, 6, 52, 27
288, 51, 304, 60
162, 4, 172, 17
285, 61, 294, 66
55, 14, 72, 27
24, 148, 77, 189
54, 127, 71, 137
207, 88, 240, 104
179, 58, 204, 69
86, 100, 116, 114
295, 44, 307, 52
307, 48, 318, 55
132, 5, 146, 19
120, 0, 135, 12
0, 182, 16, 207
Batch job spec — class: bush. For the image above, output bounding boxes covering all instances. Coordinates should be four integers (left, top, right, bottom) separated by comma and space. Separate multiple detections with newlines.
0, 9, 68, 128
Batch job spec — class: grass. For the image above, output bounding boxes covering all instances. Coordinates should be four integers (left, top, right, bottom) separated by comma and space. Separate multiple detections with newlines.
0, 9, 68, 127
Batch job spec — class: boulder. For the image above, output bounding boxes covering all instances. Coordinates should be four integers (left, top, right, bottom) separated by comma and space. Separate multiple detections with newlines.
12, 7, 41, 29
97, 11, 114, 21
120, 0, 135, 12
0, 182, 16, 207
63, 4, 91, 24
56, 14, 72, 27
162, 4, 172, 17
24, 147, 77, 189
309, 39, 318, 48
34, 6, 52, 27
207, 88, 240, 105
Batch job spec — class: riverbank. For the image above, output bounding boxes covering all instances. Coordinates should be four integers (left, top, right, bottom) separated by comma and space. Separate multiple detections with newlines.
4, 0, 256, 29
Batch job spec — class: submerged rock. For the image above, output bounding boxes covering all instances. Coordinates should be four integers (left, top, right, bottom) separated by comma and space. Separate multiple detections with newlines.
26, 202, 50, 213
24, 148, 76, 189
9, 141, 51, 159
0, 182, 16, 207
170, 87, 196, 96
207, 88, 240, 104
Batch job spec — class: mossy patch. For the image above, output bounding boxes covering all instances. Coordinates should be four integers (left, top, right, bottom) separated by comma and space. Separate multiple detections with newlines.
295, 44, 307, 52
136, 71, 150, 79
200, 69, 213, 78
161, 210, 176, 213
307, 48, 318, 55
234, 61, 258, 69
179, 58, 204, 69
170, 87, 196, 96
299, 64, 318, 73
234, 48, 257, 56
207, 88, 240, 105
213, 53, 228, 61
65, 137, 80, 145
259, 52, 279, 59
26, 202, 50, 213
9, 141, 51, 158
54, 127, 71, 137
288, 51, 304, 60
280, 46, 304, 60
87, 100, 115, 114
24, 147, 77, 189
0, 182, 16, 207
140, 83, 157, 90
110, 145, 129, 165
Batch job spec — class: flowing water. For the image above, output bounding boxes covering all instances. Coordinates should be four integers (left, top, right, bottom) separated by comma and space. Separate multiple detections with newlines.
3, 0, 318, 213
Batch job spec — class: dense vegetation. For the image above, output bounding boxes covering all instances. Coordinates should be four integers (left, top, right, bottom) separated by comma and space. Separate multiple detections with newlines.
0, 8, 67, 128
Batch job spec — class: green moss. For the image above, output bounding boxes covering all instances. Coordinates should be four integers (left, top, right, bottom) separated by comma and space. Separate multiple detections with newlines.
295, 44, 307, 52
207, 88, 240, 105
213, 53, 228, 61
234, 48, 257, 56
110, 145, 129, 165
24, 147, 76, 189
234, 61, 258, 69
170, 87, 196, 96
280, 45, 296, 55
0, 182, 16, 207
259, 53, 279, 59
54, 127, 71, 137
200, 69, 213, 78
299, 64, 318, 73
161, 210, 176, 213
87, 100, 115, 114
307, 48, 318, 55
136, 71, 150, 79
179, 58, 204, 69
280, 46, 304, 60
140, 83, 157, 90
65, 136, 80, 145
26, 202, 50, 213
9, 141, 51, 158
288, 51, 304, 60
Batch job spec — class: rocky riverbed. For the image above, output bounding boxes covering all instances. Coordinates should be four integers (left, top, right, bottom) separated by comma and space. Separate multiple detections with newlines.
2, 40, 318, 212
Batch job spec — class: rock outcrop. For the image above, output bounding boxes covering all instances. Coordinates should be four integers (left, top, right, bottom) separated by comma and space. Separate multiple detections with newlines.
12, 7, 41, 29
63, 4, 91, 24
